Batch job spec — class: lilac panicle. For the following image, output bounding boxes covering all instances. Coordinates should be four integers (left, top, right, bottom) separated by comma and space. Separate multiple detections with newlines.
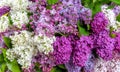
91, 12, 108, 33
73, 36, 93, 67
114, 33, 120, 52
95, 30, 115, 60
53, 36, 72, 65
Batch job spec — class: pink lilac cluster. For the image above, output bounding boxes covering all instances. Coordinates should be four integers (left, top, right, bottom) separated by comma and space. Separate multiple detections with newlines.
113, 6, 120, 16
0, 6, 10, 17
53, 36, 72, 65
95, 30, 115, 60
73, 36, 93, 67
91, 12, 108, 33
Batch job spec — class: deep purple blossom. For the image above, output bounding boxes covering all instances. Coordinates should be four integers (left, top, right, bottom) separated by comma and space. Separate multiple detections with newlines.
72, 36, 93, 67
53, 36, 72, 65
114, 33, 120, 52
0, 6, 10, 17
91, 12, 108, 33
95, 30, 115, 60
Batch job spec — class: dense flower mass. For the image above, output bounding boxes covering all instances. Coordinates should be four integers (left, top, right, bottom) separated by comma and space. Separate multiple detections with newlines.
0, 0, 120, 72
115, 33, 120, 52
73, 36, 93, 66
0, 16, 9, 32
95, 30, 115, 60
53, 36, 72, 65
34, 34, 56, 54
91, 12, 108, 33
6, 31, 37, 68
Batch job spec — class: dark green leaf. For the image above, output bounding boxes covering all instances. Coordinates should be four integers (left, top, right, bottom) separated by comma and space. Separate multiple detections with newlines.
6, 60, 21, 72
77, 21, 89, 36
51, 67, 63, 72
58, 64, 66, 69
3, 37, 12, 48
116, 14, 120, 22
0, 54, 4, 63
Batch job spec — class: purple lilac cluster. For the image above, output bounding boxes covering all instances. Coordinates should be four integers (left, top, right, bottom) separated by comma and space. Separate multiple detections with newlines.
115, 33, 120, 52
72, 36, 93, 67
53, 36, 72, 65
0, 6, 10, 17
91, 12, 108, 33
95, 30, 115, 60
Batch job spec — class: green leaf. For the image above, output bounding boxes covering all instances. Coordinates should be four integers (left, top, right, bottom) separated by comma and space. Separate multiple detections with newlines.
3, 37, 12, 48
116, 14, 120, 22
1, 49, 8, 62
58, 64, 66, 69
0, 63, 7, 72
110, 0, 120, 5
8, 15, 13, 25
47, 0, 58, 5
77, 21, 89, 36
110, 33, 116, 38
0, 54, 4, 63
6, 60, 21, 72
51, 67, 63, 72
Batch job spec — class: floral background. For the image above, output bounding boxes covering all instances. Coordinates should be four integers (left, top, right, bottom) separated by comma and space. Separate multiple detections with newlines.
0, 0, 120, 72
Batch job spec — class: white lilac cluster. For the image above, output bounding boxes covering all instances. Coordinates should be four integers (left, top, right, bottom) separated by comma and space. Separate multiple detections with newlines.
0, 0, 32, 28
10, 11, 29, 28
101, 5, 120, 31
6, 31, 38, 68
94, 58, 120, 72
34, 34, 56, 55
6, 31, 56, 68
0, 16, 9, 32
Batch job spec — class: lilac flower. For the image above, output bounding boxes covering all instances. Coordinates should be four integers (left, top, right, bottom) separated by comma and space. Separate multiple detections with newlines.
65, 57, 81, 72
91, 12, 108, 33
113, 6, 120, 16
84, 54, 96, 72
0, 6, 10, 17
79, 6, 92, 24
32, 53, 55, 72
95, 30, 115, 60
114, 33, 120, 52
72, 36, 93, 67
53, 36, 72, 65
